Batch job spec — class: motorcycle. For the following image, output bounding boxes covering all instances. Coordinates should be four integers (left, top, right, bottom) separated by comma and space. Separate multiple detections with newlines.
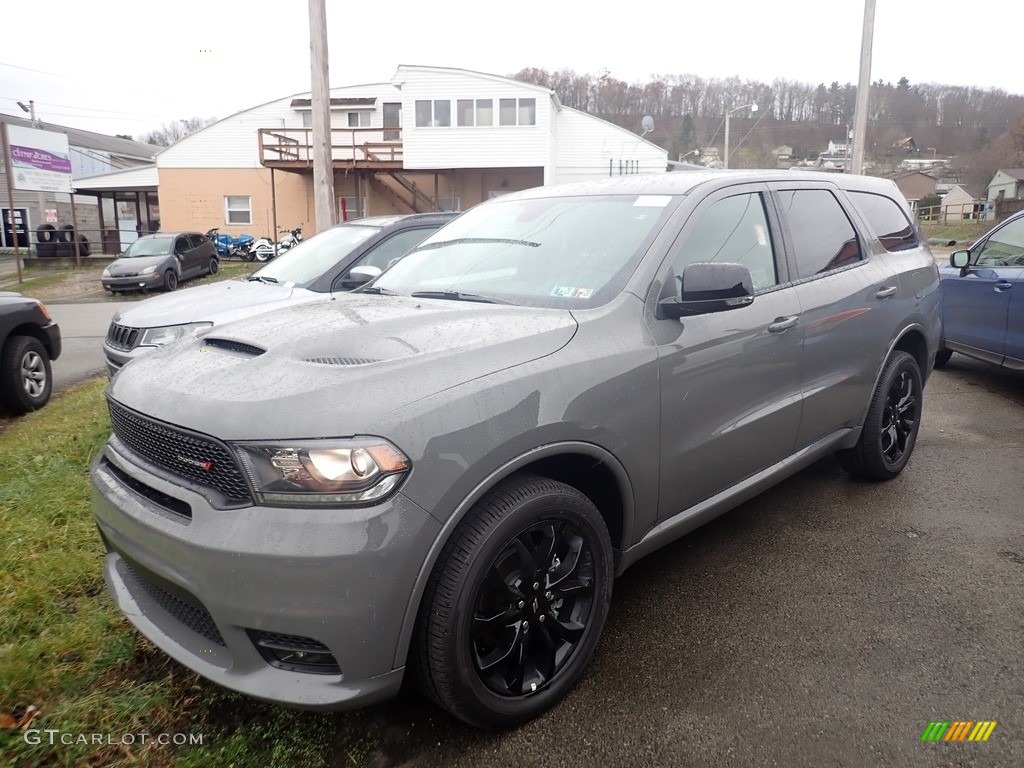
206, 229, 256, 261
252, 226, 303, 262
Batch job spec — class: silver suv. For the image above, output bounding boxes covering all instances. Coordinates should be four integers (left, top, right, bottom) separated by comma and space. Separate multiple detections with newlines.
91, 171, 940, 729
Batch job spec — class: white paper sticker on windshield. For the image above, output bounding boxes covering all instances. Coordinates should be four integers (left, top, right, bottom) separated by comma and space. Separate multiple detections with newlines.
754, 224, 768, 246
551, 286, 575, 297
634, 195, 672, 207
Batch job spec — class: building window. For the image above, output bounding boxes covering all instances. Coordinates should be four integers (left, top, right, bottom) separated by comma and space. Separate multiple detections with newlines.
415, 100, 451, 127
301, 111, 312, 128
436, 196, 461, 212
347, 111, 371, 128
225, 196, 252, 225
499, 97, 536, 126
457, 99, 494, 127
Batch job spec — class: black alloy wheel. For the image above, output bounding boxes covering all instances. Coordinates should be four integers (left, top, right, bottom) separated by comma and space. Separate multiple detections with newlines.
415, 474, 613, 729
838, 350, 923, 480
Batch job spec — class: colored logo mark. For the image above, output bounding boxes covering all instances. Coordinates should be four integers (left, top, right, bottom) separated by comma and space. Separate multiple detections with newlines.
921, 721, 997, 742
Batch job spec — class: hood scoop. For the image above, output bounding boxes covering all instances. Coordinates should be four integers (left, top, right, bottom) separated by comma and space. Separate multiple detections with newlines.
202, 338, 266, 357
303, 356, 381, 366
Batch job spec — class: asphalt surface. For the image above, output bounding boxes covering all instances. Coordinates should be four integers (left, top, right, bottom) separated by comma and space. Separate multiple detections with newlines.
347, 356, 1023, 768
48, 300, 127, 390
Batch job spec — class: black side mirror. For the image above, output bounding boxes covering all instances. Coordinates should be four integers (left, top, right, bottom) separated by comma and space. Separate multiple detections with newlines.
950, 249, 970, 276
657, 262, 755, 319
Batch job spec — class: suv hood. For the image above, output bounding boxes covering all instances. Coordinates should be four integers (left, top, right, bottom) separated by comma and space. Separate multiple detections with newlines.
108, 295, 578, 439
107, 255, 170, 275
112, 279, 322, 328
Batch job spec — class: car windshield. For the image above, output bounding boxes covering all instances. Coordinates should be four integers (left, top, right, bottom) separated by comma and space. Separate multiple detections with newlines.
122, 237, 173, 257
249, 224, 382, 288
370, 194, 680, 309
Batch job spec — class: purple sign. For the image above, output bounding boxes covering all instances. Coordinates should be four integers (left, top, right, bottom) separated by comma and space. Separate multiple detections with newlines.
10, 144, 72, 174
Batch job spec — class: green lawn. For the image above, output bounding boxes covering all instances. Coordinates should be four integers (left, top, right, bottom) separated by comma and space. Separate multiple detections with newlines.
0, 379, 379, 767
918, 220, 991, 246
0, 270, 75, 296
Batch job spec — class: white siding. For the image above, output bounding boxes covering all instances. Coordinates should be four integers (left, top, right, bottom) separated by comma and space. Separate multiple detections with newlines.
158, 83, 400, 169
395, 66, 553, 170
553, 108, 667, 185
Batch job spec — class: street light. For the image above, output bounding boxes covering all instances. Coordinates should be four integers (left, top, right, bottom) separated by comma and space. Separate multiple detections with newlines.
724, 102, 758, 169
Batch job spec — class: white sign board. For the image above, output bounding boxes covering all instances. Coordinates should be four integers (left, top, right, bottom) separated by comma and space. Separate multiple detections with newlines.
5, 124, 73, 193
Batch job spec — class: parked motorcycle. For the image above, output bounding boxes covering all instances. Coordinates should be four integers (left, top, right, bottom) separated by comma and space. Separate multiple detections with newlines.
252, 226, 303, 262
206, 229, 256, 261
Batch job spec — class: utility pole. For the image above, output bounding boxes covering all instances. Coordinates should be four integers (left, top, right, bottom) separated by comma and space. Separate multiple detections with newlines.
308, 0, 336, 234
724, 109, 732, 170
851, 0, 876, 175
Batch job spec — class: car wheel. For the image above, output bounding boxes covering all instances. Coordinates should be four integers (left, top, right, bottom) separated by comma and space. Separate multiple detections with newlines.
209, 258, 219, 276
414, 474, 613, 729
163, 270, 178, 292
838, 350, 923, 481
0, 336, 52, 414
933, 349, 952, 369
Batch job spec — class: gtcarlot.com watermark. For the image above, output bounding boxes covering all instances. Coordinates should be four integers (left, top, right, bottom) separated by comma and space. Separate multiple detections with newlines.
24, 729, 205, 747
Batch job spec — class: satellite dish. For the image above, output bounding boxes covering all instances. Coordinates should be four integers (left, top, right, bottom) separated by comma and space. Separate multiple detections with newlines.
641, 115, 655, 133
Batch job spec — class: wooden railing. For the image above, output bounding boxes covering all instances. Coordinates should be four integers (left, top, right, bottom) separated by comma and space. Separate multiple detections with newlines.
258, 128, 403, 167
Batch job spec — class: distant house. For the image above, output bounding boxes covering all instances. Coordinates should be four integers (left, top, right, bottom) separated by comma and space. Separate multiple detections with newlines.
942, 184, 991, 223
772, 145, 793, 162
987, 169, 1024, 201
826, 139, 851, 156
892, 136, 917, 154
888, 170, 939, 209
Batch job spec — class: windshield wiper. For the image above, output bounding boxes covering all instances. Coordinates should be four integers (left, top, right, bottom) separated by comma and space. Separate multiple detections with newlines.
410, 290, 511, 305
414, 237, 540, 252
358, 285, 406, 296
247, 275, 278, 284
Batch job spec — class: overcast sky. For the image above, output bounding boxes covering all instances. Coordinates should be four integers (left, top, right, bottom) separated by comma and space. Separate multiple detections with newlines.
1, 0, 1021, 140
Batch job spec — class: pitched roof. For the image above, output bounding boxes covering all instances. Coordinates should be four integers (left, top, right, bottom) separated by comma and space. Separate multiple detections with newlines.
0, 112, 160, 161
996, 168, 1024, 181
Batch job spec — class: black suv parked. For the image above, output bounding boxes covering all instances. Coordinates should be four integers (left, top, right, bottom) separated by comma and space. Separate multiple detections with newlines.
0, 293, 61, 414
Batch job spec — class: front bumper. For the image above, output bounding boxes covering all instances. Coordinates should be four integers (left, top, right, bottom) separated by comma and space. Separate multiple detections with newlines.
90, 438, 441, 709
103, 342, 153, 378
102, 272, 164, 292
42, 321, 62, 361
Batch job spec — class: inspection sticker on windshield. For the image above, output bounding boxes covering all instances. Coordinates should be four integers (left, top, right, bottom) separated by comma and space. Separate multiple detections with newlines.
634, 195, 672, 207
550, 286, 593, 298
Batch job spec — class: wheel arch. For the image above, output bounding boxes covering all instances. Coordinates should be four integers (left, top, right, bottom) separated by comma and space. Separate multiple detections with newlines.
2, 324, 55, 358
856, 323, 930, 430
392, 441, 636, 669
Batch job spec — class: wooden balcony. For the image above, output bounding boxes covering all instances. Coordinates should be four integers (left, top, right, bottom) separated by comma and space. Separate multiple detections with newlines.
258, 127, 403, 170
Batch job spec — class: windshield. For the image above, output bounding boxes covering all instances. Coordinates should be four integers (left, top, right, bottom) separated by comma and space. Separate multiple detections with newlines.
250, 224, 382, 287
122, 237, 173, 257
371, 195, 680, 308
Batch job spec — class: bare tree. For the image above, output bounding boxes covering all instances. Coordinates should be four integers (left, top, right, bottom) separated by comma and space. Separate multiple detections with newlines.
140, 117, 217, 147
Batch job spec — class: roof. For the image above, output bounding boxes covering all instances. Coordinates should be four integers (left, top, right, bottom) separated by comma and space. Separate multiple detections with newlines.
289, 97, 377, 108
947, 184, 983, 199
71, 164, 158, 192
0, 112, 160, 161
392, 64, 563, 110
994, 168, 1024, 181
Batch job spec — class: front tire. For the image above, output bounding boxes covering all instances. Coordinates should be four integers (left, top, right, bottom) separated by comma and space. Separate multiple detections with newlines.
838, 350, 923, 481
208, 258, 219, 276
414, 475, 613, 729
163, 270, 178, 292
0, 336, 52, 414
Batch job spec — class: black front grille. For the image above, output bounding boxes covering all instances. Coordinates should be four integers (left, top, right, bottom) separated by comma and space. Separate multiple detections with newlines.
106, 323, 140, 351
102, 458, 192, 521
107, 398, 252, 504
248, 630, 340, 674
123, 564, 226, 647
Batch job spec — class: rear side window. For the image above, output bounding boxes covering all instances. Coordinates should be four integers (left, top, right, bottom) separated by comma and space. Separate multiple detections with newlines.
188, 234, 207, 249
847, 191, 919, 252
777, 189, 862, 278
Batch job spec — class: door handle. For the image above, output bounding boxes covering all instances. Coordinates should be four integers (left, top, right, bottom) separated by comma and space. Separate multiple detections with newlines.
875, 286, 898, 299
994, 281, 1012, 292
767, 316, 799, 333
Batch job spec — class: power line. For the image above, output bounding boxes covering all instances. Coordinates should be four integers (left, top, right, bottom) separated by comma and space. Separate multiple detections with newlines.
0, 96, 156, 118
0, 61, 68, 78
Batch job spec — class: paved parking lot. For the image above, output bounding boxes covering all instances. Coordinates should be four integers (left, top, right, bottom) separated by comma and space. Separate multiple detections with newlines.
355, 357, 1022, 767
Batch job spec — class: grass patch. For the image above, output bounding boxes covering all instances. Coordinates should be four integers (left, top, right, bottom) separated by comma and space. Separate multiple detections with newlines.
0, 379, 379, 767
919, 221, 991, 246
0, 271, 71, 295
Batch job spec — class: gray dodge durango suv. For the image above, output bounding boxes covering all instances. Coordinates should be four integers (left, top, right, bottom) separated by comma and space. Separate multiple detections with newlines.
91, 171, 941, 729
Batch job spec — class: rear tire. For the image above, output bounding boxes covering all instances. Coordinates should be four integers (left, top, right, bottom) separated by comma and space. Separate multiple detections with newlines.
163, 270, 178, 292
0, 336, 52, 414
414, 474, 613, 729
838, 350, 923, 481
933, 349, 952, 369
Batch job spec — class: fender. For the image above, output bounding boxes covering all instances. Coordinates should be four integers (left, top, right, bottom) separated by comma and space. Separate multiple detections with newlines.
851, 321, 931, 438
391, 440, 636, 669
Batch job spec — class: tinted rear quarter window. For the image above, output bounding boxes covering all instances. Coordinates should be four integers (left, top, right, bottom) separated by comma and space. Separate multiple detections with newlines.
777, 189, 862, 278
847, 191, 919, 252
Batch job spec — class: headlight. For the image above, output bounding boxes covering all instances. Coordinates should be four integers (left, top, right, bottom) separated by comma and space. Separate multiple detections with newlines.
102, 267, 111, 278
234, 438, 410, 506
141, 265, 157, 275
139, 322, 213, 347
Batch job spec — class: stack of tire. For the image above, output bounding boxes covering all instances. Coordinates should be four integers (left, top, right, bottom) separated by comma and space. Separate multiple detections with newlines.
36, 225, 90, 258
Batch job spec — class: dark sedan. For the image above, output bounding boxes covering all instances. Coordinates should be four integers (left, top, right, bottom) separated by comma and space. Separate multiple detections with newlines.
0, 293, 62, 414
101, 232, 219, 294
936, 211, 1024, 370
